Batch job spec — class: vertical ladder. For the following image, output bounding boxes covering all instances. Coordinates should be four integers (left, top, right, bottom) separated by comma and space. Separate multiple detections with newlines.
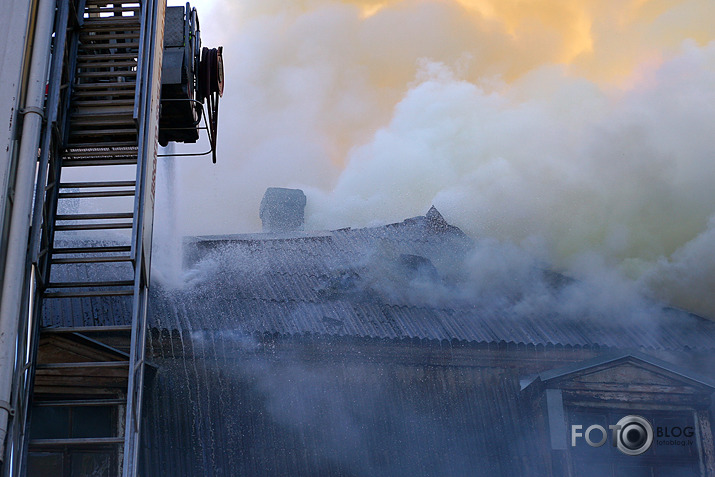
10, 1, 165, 476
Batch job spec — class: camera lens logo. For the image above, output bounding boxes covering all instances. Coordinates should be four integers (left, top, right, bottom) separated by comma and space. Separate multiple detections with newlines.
571, 415, 655, 456
615, 415, 653, 456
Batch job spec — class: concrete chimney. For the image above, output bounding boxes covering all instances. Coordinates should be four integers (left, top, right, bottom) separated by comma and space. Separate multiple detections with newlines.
259, 188, 306, 232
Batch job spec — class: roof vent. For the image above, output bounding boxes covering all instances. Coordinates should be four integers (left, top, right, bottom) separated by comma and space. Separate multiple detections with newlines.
259, 188, 306, 232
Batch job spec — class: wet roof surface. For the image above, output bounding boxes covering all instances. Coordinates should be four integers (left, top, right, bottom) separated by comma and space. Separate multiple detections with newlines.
152, 208, 715, 351
44, 208, 715, 350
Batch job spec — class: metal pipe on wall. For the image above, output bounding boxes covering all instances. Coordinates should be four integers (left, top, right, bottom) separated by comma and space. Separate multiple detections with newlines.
0, 0, 55, 465
0, 0, 36, 281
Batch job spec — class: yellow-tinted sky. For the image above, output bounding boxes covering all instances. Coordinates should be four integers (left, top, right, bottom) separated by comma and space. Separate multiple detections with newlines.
169, 0, 715, 317
197, 0, 715, 84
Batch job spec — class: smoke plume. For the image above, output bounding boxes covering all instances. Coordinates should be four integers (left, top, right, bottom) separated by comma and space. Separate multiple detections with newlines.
164, 0, 715, 317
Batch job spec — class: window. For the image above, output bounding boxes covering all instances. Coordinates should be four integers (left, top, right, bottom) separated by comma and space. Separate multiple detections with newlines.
27, 405, 117, 477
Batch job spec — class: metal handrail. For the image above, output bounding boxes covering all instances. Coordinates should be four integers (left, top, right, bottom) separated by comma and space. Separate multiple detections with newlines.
133, 0, 150, 122
124, 0, 162, 474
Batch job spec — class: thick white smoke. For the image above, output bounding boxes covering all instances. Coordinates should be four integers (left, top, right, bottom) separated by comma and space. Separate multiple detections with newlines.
306, 43, 715, 316
166, 1, 715, 317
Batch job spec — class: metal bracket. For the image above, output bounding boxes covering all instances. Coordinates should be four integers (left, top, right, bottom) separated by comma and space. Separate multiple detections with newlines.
0, 400, 15, 416
19, 106, 45, 120
157, 100, 215, 158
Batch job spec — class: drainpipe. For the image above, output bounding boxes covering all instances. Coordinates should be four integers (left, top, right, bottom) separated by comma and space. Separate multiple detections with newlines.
0, 0, 55, 464
0, 0, 36, 268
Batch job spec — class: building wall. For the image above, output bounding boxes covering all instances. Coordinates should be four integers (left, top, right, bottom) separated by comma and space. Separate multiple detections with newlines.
142, 336, 715, 477
142, 337, 591, 477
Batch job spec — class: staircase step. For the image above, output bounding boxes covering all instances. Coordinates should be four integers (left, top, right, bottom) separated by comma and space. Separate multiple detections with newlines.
79, 42, 139, 50
70, 99, 136, 108
74, 81, 136, 90
79, 24, 141, 32
33, 398, 127, 407
36, 361, 130, 370
52, 254, 133, 264
76, 60, 137, 69
53, 245, 132, 254
59, 189, 135, 198
64, 141, 136, 149
77, 52, 138, 61
80, 20, 140, 28
70, 109, 135, 119
60, 180, 136, 188
69, 127, 136, 136
70, 114, 135, 125
58, 180, 136, 197
76, 70, 137, 78
56, 212, 134, 221
41, 325, 132, 333
55, 221, 133, 231
83, 18, 140, 27
61, 158, 138, 167
70, 117, 135, 127
85, 0, 138, 6
81, 27, 141, 35
80, 32, 140, 40
29, 437, 125, 447
47, 280, 135, 288
61, 148, 137, 158
83, 6, 141, 15
70, 112, 134, 121
72, 90, 136, 99
44, 289, 134, 298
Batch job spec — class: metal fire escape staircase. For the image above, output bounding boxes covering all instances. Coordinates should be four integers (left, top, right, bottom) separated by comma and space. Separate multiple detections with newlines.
9, 1, 165, 476
2, 1, 221, 474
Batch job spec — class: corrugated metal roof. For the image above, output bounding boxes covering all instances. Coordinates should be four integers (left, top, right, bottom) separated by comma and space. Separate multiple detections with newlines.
148, 294, 715, 351
42, 209, 715, 350
149, 210, 715, 351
